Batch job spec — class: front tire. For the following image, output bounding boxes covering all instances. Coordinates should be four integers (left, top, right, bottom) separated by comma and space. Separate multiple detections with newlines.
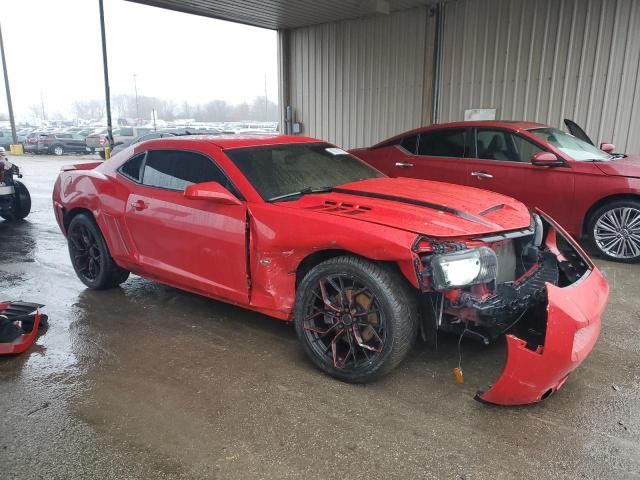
294, 256, 418, 383
587, 199, 640, 263
67, 213, 130, 289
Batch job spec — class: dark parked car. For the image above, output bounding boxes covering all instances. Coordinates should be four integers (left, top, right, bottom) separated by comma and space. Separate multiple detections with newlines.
0, 130, 13, 149
110, 129, 225, 155
28, 132, 89, 156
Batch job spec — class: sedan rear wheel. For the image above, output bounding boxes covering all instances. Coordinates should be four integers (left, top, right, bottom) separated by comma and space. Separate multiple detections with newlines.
589, 200, 640, 263
294, 256, 418, 383
67, 213, 130, 289
52, 145, 65, 156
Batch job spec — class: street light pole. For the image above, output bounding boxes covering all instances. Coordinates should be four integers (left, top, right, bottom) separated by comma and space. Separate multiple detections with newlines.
0, 23, 17, 145
133, 73, 139, 123
98, 0, 113, 146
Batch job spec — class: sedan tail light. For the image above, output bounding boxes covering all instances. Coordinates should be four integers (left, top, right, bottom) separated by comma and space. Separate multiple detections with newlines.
99, 137, 108, 146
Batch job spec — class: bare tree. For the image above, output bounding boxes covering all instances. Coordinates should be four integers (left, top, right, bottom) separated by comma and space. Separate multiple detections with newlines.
72, 100, 105, 120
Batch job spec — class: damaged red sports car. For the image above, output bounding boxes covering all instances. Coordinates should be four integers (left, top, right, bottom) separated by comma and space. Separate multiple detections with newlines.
52, 135, 609, 405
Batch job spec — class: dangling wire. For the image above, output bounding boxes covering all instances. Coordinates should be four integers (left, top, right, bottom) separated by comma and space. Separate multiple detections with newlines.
454, 320, 469, 384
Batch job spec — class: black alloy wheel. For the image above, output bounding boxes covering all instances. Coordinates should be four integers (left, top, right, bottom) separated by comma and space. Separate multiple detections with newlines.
295, 256, 418, 383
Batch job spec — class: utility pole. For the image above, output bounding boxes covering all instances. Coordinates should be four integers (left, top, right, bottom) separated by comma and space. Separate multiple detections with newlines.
98, 0, 113, 146
40, 90, 46, 121
264, 74, 268, 121
133, 73, 139, 123
0, 23, 17, 144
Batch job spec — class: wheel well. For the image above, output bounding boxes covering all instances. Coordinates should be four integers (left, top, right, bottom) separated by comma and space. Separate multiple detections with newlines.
294, 249, 404, 288
63, 207, 94, 232
582, 194, 640, 235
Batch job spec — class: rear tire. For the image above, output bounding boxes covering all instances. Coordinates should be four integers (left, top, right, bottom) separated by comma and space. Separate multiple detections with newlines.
13, 181, 31, 220
587, 199, 640, 263
99, 151, 106, 160
67, 213, 130, 289
294, 255, 418, 383
52, 144, 65, 156
0, 181, 31, 221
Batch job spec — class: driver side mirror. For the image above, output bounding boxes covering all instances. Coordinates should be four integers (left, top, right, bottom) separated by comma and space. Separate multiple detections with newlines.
184, 181, 241, 205
531, 152, 564, 167
599, 142, 615, 153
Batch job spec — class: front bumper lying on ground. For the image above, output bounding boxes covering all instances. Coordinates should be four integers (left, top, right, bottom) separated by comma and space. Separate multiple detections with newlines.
474, 213, 609, 405
476, 267, 609, 405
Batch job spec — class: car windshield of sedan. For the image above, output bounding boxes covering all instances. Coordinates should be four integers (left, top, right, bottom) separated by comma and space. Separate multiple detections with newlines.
225, 143, 383, 201
529, 127, 612, 161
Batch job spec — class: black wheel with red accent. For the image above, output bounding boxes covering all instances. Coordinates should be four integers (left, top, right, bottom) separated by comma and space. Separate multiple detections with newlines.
294, 256, 418, 383
67, 213, 130, 289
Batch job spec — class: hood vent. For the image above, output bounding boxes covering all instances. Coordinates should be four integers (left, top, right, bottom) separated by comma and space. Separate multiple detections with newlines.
306, 200, 372, 215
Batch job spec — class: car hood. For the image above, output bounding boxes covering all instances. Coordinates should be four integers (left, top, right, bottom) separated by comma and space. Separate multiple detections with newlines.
277, 177, 532, 237
594, 155, 640, 178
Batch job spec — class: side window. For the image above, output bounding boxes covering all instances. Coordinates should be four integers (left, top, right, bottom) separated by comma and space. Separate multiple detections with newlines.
476, 129, 542, 162
397, 134, 418, 154
476, 129, 517, 161
511, 134, 543, 163
417, 129, 466, 157
141, 150, 235, 194
119, 153, 145, 182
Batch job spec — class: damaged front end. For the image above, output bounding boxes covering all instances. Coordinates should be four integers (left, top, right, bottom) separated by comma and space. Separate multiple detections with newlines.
414, 211, 609, 406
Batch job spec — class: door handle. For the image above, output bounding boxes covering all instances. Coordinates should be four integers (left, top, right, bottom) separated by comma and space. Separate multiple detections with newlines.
395, 162, 414, 168
130, 200, 148, 211
471, 171, 493, 179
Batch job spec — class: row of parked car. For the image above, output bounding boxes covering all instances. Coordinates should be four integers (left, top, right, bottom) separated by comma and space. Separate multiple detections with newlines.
0, 124, 278, 157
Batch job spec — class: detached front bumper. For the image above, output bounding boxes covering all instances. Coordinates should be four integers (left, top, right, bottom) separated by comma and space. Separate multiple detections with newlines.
476, 214, 609, 406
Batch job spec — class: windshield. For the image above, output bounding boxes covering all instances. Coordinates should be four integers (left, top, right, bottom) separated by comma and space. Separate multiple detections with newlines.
225, 143, 383, 201
529, 127, 611, 161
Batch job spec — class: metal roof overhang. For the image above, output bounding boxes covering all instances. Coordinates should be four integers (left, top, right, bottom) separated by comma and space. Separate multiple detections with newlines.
125, 0, 432, 30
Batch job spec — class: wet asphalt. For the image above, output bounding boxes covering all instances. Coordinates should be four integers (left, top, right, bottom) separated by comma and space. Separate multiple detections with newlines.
0, 155, 638, 480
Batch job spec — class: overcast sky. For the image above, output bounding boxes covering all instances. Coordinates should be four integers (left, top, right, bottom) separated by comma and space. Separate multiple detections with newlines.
0, 0, 278, 120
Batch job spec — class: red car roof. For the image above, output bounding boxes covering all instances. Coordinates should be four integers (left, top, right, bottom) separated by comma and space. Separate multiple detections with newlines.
371, 120, 548, 147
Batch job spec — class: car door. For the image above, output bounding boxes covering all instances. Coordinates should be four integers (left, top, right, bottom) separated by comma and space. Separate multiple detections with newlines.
70, 134, 86, 151
401, 128, 472, 185
465, 128, 575, 227
120, 149, 249, 304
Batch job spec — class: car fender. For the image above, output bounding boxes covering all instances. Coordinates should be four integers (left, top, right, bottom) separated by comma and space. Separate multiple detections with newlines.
245, 203, 419, 319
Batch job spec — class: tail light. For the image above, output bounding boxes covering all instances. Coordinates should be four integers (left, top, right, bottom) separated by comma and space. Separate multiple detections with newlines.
99, 137, 108, 146
28, 138, 36, 143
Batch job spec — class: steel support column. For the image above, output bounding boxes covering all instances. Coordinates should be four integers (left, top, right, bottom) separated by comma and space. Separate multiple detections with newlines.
0, 24, 17, 145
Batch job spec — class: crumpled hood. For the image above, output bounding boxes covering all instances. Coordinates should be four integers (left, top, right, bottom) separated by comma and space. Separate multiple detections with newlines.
595, 155, 640, 178
278, 177, 532, 237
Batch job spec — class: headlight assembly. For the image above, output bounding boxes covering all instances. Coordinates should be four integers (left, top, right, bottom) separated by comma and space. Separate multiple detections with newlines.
429, 247, 498, 290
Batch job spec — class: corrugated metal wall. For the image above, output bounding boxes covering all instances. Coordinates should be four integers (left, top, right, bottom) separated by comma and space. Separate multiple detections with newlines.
284, 6, 435, 149
439, 0, 640, 152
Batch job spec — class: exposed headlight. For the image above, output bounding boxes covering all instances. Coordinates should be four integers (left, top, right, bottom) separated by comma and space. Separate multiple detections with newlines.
429, 247, 498, 290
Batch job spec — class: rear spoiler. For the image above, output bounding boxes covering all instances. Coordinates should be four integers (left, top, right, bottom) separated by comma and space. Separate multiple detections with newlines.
61, 161, 103, 172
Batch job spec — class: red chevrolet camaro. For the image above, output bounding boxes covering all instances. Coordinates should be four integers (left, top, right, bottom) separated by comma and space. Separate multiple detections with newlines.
351, 120, 640, 263
53, 134, 609, 405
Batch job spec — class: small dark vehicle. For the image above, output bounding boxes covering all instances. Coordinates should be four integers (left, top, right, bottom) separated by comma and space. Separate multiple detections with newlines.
0, 158, 31, 221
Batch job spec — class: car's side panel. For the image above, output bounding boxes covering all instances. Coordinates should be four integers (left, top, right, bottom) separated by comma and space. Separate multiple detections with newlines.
246, 203, 420, 319
570, 162, 640, 234
464, 158, 576, 234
